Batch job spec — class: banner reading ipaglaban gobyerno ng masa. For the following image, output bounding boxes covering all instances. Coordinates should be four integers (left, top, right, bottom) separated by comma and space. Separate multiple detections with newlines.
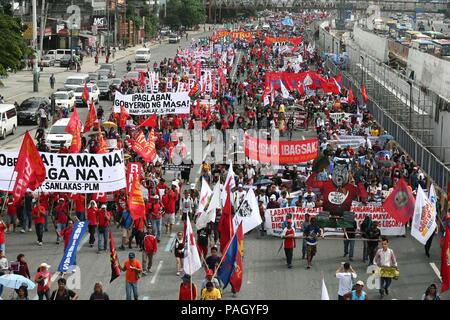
0, 150, 126, 193
113, 91, 190, 115
244, 134, 319, 164
265, 202, 406, 237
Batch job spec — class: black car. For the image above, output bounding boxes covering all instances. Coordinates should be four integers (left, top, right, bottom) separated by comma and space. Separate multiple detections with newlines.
17, 97, 51, 125
98, 63, 116, 78
59, 54, 72, 68
97, 79, 112, 100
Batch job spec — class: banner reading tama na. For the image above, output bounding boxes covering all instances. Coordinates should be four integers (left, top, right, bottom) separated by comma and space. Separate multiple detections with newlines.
264, 202, 405, 237
0, 150, 126, 193
113, 91, 190, 115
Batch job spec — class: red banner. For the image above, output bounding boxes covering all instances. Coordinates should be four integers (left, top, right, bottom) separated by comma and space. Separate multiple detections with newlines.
131, 131, 153, 162
264, 36, 302, 47
212, 31, 253, 42
65, 106, 82, 153
126, 162, 145, 220
264, 71, 329, 92
244, 135, 319, 164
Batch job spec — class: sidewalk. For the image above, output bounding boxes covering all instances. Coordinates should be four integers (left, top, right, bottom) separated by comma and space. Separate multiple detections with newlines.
0, 44, 144, 104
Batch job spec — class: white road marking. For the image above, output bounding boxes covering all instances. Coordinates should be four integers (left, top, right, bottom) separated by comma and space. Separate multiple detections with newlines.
142, 296, 150, 300
165, 233, 176, 252
301, 135, 305, 140
150, 260, 164, 284
429, 262, 442, 281
77, 234, 89, 252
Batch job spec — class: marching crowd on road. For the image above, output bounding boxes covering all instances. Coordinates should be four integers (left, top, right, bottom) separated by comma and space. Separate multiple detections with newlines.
0, 10, 449, 301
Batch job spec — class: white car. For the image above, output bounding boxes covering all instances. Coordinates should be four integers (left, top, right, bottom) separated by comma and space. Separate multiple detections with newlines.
73, 84, 100, 107
45, 118, 79, 151
53, 90, 75, 111
135, 48, 151, 63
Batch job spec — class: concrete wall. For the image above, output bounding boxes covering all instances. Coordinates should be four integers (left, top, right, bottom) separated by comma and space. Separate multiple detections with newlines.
407, 49, 450, 101
353, 25, 389, 62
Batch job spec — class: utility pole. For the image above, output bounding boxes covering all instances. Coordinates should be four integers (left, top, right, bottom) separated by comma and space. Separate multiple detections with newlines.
39, 0, 49, 60
114, 0, 118, 47
32, 0, 38, 92
106, 0, 110, 50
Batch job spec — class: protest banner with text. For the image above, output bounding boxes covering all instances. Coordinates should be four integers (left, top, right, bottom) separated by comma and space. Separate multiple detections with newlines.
113, 91, 190, 115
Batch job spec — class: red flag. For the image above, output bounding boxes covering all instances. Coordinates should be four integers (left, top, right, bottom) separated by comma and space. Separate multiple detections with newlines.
109, 229, 121, 283
211, 72, 217, 98
441, 218, 450, 293
126, 162, 146, 220
64, 106, 82, 153
83, 101, 97, 133
361, 84, 368, 103
218, 185, 233, 254
138, 71, 146, 88
131, 131, 153, 162
81, 83, 89, 102
136, 113, 157, 129
147, 129, 157, 162
12, 131, 46, 203
195, 61, 201, 79
382, 178, 415, 225
96, 122, 108, 154
230, 222, 244, 293
347, 88, 355, 105
188, 81, 200, 99
119, 105, 130, 130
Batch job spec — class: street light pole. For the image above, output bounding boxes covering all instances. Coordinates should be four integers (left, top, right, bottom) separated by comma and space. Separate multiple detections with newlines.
408, 79, 413, 131
360, 55, 364, 85
32, 0, 38, 92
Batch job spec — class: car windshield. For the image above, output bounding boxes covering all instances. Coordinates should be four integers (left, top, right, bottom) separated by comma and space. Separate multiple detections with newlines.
100, 64, 112, 70
127, 72, 139, 78
136, 50, 148, 54
54, 93, 69, 99
49, 126, 67, 135
18, 101, 39, 111
66, 79, 83, 85
98, 81, 110, 87
74, 87, 84, 92
62, 55, 71, 60
43, 55, 51, 60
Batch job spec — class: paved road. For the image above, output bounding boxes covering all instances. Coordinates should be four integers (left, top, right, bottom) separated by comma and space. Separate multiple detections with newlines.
0, 27, 448, 301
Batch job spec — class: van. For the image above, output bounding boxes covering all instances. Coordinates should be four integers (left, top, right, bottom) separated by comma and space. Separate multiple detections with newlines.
0, 104, 18, 139
45, 118, 82, 151
135, 48, 151, 63
64, 74, 90, 90
46, 49, 75, 64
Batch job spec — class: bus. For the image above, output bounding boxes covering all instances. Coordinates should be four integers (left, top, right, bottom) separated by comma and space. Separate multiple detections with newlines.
432, 39, 450, 57
422, 31, 448, 40
411, 39, 435, 53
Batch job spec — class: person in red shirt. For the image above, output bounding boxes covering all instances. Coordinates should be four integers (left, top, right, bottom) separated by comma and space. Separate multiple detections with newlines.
32, 201, 46, 246
86, 200, 98, 248
0, 220, 6, 253
71, 194, 86, 221
281, 219, 296, 269
58, 220, 74, 251
129, 216, 146, 250
149, 195, 163, 242
39, 193, 50, 232
6, 194, 17, 232
179, 274, 198, 300
142, 226, 158, 275
35, 263, 52, 300
96, 204, 111, 253
55, 198, 68, 245
163, 186, 177, 234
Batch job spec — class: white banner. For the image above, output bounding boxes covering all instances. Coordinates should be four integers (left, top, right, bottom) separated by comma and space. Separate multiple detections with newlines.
411, 185, 437, 245
113, 91, 190, 115
233, 188, 262, 234
0, 151, 126, 193
264, 202, 405, 237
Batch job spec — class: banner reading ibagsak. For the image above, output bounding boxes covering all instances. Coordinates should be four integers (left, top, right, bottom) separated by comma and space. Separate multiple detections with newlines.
0, 150, 126, 193
264, 203, 405, 237
113, 91, 190, 115
244, 135, 319, 164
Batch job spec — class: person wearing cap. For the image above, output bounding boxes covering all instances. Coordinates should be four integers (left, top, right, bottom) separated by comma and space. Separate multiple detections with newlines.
89, 282, 110, 300
97, 204, 111, 253
55, 198, 68, 245
281, 219, 296, 269
149, 195, 163, 242
50, 277, 78, 300
267, 194, 280, 209
201, 281, 222, 300
335, 262, 357, 300
87, 200, 98, 248
142, 225, 158, 275
201, 269, 221, 292
120, 252, 142, 300
343, 280, 368, 300
179, 274, 198, 300
35, 263, 52, 300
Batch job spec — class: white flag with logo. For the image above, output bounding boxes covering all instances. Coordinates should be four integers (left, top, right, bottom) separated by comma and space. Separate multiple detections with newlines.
411, 185, 437, 245
321, 278, 330, 300
280, 79, 290, 99
197, 178, 213, 214
233, 188, 262, 234
183, 215, 202, 275
195, 181, 217, 230
221, 161, 235, 206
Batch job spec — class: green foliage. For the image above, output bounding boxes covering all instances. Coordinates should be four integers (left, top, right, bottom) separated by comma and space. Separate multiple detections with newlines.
0, 12, 30, 76
164, 0, 205, 31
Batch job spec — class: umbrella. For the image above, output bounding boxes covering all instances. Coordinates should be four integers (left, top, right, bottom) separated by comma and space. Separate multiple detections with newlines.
377, 134, 394, 144
102, 121, 118, 129
0, 274, 35, 290
254, 179, 273, 186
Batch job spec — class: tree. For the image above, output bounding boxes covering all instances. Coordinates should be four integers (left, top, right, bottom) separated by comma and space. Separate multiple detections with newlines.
164, 0, 205, 31
0, 9, 31, 78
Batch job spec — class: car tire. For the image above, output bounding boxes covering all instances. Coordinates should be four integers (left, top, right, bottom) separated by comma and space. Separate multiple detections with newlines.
11, 125, 16, 135
0, 129, 6, 140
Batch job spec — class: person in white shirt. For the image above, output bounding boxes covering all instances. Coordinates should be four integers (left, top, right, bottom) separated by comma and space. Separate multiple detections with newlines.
335, 262, 357, 300
181, 191, 193, 221
374, 237, 398, 299
233, 184, 246, 210
277, 191, 289, 208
